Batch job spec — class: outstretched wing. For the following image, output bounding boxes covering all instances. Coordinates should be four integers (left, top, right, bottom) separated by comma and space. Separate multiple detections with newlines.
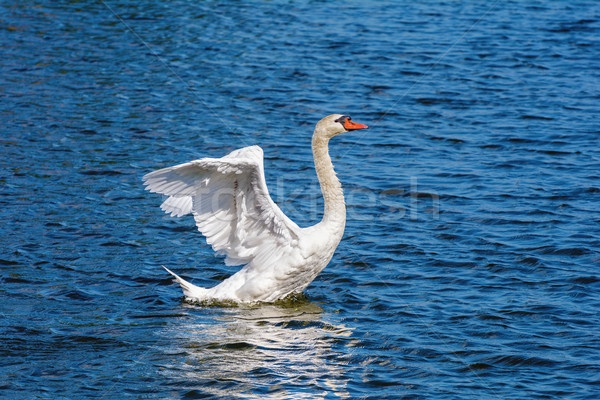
143, 146, 302, 267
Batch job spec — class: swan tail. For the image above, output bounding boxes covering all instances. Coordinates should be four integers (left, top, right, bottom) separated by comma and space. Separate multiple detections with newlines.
162, 266, 208, 300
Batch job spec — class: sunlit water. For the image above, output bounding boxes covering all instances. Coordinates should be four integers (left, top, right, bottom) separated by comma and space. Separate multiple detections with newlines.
1, 1, 599, 399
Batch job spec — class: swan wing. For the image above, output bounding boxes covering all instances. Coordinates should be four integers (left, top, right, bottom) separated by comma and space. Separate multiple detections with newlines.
143, 146, 302, 267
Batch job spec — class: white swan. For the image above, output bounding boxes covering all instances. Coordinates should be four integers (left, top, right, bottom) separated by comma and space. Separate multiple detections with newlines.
143, 114, 368, 303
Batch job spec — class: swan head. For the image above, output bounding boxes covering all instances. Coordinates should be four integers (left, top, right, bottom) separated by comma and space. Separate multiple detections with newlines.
315, 114, 369, 139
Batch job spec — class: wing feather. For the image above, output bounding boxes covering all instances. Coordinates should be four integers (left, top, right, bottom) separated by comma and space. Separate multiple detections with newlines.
143, 146, 301, 267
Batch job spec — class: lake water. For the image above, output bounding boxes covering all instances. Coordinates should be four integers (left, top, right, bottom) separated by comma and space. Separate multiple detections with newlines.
1, 1, 599, 399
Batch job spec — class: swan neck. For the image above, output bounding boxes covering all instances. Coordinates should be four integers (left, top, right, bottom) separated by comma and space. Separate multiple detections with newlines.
312, 134, 346, 226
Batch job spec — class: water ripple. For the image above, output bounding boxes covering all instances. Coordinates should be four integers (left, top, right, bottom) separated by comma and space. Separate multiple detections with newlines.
1, 0, 599, 399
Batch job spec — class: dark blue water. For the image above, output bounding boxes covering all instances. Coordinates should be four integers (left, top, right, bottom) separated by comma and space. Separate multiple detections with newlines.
2, 1, 599, 398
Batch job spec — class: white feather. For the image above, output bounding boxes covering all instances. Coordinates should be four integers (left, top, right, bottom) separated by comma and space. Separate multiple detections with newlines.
143, 115, 368, 303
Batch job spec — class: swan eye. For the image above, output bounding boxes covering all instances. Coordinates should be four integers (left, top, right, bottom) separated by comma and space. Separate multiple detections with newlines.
335, 115, 350, 125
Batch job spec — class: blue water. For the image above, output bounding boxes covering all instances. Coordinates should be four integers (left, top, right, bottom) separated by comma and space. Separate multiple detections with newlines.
2, 1, 599, 398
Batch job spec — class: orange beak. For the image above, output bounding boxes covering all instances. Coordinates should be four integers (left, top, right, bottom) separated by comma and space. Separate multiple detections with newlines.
344, 119, 368, 131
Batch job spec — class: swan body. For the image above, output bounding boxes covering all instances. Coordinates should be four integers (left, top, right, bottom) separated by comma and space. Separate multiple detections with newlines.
143, 114, 368, 303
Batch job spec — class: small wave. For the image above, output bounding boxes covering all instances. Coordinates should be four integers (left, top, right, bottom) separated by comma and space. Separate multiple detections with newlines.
482, 354, 558, 368
79, 169, 124, 176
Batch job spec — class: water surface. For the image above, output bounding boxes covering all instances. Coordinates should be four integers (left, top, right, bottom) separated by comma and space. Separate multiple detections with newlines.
1, 1, 599, 399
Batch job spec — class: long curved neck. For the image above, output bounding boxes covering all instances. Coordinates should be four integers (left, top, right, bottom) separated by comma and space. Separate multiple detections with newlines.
312, 133, 346, 228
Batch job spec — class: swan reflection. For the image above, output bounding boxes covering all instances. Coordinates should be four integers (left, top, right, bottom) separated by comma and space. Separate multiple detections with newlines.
161, 301, 354, 399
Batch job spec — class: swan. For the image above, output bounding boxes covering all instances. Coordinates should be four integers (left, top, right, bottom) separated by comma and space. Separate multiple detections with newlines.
143, 114, 368, 303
